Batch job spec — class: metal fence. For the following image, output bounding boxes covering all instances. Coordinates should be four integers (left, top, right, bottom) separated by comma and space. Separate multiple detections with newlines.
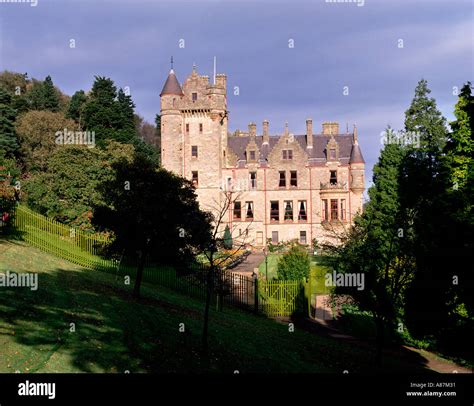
12, 204, 311, 317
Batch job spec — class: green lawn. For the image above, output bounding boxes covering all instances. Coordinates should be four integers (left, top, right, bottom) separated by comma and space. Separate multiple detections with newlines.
0, 239, 433, 373
257, 253, 332, 294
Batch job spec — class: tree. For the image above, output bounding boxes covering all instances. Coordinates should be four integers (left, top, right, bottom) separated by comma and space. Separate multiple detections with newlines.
223, 225, 232, 249
23, 141, 134, 230
199, 191, 253, 351
323, 130, 415, 366
66, 90, 87, 125
15, 110, 78, 172
0, 88, 19, 158
42, 75, 60, 112
277, 243, 311, 281
92, 152, 213, 298
0, 153, 20, 231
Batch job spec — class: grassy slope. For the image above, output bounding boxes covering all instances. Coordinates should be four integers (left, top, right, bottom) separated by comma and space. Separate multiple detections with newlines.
0, 239, 433, 373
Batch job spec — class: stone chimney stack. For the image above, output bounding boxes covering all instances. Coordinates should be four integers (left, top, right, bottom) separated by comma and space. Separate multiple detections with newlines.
249, 122, 257, 138
263, 120, 269, 144
322, 121, 339, 136
306, 118, 313, 149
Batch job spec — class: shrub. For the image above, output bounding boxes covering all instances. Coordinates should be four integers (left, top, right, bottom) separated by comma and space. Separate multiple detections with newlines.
277, 243, 311, 281
223, 225, 232, 250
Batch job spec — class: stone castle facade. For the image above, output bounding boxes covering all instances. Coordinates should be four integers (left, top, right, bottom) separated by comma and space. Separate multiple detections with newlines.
160, 65, 365, 247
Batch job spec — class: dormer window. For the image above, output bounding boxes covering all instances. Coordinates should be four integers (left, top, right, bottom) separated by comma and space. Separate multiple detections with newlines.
329, 149, 336, 160
282, 150, 293, 160
192, 92, 198, 102
330, 170, 337, 185
249, 150, 256, 161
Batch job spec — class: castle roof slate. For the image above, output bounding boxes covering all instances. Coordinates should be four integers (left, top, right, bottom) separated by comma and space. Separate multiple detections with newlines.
160, 69, 184, 96
227, 134, 357, 165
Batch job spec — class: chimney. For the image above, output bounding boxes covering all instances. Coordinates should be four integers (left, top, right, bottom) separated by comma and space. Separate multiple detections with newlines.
322, 121, 339, 136
249, 122, 257, 138
262, 120, 269, 144
306, 118, 313, 149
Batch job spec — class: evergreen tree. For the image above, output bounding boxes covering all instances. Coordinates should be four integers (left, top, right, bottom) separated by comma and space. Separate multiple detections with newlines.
42, 75, 60, 112
66, 90, 87, 125
223, 225, 232, 250
0, 88, 19, 157
444, 82, 474, 189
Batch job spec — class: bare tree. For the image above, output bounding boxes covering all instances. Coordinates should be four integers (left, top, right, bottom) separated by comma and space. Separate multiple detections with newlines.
200, 190, 253, 351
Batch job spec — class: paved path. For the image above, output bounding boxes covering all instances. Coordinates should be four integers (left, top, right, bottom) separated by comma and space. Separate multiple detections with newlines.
230, 251, 265, 276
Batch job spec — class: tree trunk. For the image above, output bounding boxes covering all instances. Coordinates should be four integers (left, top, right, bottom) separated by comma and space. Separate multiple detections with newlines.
375, 316, 385, 367
202, 267, 214, 351
133, 250, 145, 299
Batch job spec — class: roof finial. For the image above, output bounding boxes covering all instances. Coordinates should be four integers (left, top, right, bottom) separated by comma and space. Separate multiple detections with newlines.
346, 122, 349, 134
284, 121, 289, 136
213, 56, 216, 85
192, 62, 196, 72
353, 124, 358, 144
170, 56, 174, 71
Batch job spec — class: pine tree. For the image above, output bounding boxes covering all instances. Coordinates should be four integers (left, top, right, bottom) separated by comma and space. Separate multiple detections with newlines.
223, 225, 232, 250
0, 88, 19, 158
42, 75, 60, 112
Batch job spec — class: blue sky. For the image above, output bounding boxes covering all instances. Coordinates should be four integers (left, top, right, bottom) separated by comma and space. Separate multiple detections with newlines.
0, 0, 473, 195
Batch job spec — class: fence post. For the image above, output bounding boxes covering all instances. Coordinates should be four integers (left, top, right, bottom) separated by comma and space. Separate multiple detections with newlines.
253, 274, 259, 314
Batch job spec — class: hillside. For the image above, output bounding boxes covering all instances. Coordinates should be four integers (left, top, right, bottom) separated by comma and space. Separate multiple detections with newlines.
0, 239, 448, 373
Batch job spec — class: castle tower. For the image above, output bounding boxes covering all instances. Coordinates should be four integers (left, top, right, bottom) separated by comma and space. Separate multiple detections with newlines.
160, 62, 228, 212
160, 66, 184, 175
349, 125, 365, 214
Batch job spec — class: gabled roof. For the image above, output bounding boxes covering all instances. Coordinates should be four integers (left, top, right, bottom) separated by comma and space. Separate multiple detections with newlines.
160, 69, 184, 96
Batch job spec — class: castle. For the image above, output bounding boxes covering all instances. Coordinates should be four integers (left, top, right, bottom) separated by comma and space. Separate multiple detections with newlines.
160, 65, 365, 247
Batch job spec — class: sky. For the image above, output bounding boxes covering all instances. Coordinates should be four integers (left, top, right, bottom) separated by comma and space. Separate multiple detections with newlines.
0, 0, 473, 195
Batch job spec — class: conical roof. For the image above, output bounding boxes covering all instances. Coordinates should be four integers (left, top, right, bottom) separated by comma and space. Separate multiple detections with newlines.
160, 69, 183, 96
350, 142, 365, 164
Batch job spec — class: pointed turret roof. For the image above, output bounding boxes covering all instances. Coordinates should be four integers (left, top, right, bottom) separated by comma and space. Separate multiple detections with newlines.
350, 126, 365, 163
160, 69, 183, 96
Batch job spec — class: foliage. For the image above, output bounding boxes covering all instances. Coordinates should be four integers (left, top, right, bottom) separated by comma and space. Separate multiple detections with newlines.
66, 90, 87, 125
22, 142, 134, 231
0, 154, 20, 229
91, 152, 213, 297
223, 224, 232, 250
0, 88, 19, 158
15, 110, 79, 172
277, 243, 311, 281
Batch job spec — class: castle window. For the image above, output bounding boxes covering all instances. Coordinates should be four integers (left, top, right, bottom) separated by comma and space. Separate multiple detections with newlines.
322, 199, 329, 221
186, 123, 189, 134
282, 149, 293, 160
192, 92, 198, 102
249, 172, 257, 189
284, 201, 293, 221
300, 231, 307, 244
279, 171, 286, 188
192, 171, 199, 187
329, 148, 336, 160
340, 199, 346, 221
290, 171, 297, 187
245, 201, 254, 220
199, 123, 203, 133
272, 231, 279, 243
233, 201, 241, 220
298, 200, 307, 221
331, 199, 338, 220
270, 201, 279, 222
330, 170, 337, 185
192, 145, 198, 158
